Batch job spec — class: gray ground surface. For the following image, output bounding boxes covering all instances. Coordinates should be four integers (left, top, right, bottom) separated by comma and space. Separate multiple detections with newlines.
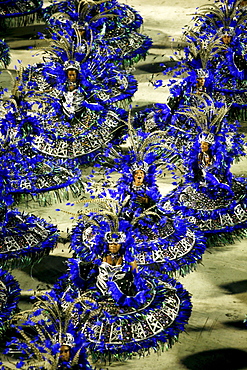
0, 0, 247, 369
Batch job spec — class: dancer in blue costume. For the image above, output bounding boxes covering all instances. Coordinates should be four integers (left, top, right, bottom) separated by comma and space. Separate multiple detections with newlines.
42, 0, 152, 69
210, 26, 247, 120
140, 1, 247, 136
54, 199, 192, 362
189, 0, 247, 121
3, 292, 96, 369
15, 29, 131, 161
133, 28, 225, 134
161, 96, 247, 246
164, 30, 222, 113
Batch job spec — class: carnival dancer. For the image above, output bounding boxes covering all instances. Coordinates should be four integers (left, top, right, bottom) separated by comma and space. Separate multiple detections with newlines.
134, 29, 225, 134
15, 30, 132, 161
210, 26, 247, 120
54, 199, 192, 362
3, 292, 96, 369
189, 0, 247, 121
165, 30, 220, 113
161, 95, 247, 246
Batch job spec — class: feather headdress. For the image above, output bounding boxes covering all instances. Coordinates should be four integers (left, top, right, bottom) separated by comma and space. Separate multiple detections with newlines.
4, 292, 97, 369
191, 0, 247, 32
76, 0, 118, 26
176, 93, 230, 143
168, 30, 227, 78
184, 29, 227, 67
43, 0, 120, 65
41, 26, 93, 66
77, 198, 126, 243
68, 196, 157, 226
95, 110, 176, 177
61, 196, 161, 250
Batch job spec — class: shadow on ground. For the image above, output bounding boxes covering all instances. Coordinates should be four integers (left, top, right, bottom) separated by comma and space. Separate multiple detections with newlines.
222, 320, 247, 330
220, 280, 247, 295
136, 60, 177, 73
21, 255, 68, 284
181, 348, 247, 370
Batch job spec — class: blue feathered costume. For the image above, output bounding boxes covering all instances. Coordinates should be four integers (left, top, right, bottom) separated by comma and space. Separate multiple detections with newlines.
161, 96, 247, 246
53, 201, 192, 362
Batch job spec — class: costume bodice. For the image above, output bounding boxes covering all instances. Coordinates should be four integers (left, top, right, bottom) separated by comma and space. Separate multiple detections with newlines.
96, 261, 127, 294
62, 89, 84, 115
198, 151, 214, 170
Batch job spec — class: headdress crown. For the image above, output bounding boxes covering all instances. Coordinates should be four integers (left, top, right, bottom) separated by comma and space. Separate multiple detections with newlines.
199, 132, 215, 145
196, 68, 209, 78
131, 161, 149, 173
104, 231, 126, 244
64, 60, 80, 72
55, 333, 75, 347
218, 27, 235, 37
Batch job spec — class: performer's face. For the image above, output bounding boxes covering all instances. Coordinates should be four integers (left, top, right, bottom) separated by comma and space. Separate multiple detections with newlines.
222, 35, 231, 45
133, 170, 145, 186
67, 69, 77, 82
201, 141, 210, 152
60, 345, 70, 362
196, 78, 205, 87
108, 243, 121, 253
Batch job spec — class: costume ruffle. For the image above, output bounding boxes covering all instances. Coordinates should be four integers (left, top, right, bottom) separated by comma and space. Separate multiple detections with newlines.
163, 177, 247, 244
119, 191, 206, 275
0, 0, 43, 29
29, 107, 127, 159
5, 148, 82, 195
0, 100, 84, 199
54, 258, 192, 361
41, 0, 152, 69
43, 0, 144, 30
0, 208, 58, 269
